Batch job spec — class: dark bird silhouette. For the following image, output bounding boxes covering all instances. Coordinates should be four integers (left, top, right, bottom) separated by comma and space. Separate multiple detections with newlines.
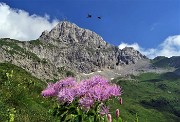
87, 14, 92, 18
97, 16, 101, 19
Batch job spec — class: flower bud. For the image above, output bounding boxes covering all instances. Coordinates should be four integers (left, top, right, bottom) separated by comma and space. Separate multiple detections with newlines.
116, 109, 120, 118
119, 97, 123, 105
107, 114, 112, 122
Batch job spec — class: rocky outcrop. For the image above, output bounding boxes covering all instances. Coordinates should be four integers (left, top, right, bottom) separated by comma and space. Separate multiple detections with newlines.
0, 21, 146, 80
0, 39, 58, 80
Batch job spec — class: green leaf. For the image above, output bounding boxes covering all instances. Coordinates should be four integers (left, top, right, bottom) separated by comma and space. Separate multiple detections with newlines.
113, 118, 117, 122
88, 116, 94, 122
118, 117, 123, 122
60, 114, 67, 122
78, 115, 82, 122
68, 106, 78, 115
87, 110, 96, 116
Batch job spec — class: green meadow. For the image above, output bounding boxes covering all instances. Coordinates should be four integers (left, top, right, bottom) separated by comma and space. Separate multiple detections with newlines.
111, 72, 180, 122
0, 63, 179, 122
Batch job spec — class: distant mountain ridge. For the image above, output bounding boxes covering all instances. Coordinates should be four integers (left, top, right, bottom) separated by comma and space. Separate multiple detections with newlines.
152, 56, 180, 76
0, 21, 147, 80
152, 56, 180, 68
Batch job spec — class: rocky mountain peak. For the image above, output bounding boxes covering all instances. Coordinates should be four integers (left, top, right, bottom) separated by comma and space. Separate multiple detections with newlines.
121, 47, 146, 59
0, 21, 147, 80
38, 21, 146, 72
48, 21, 79, 40
39, 21, 108, 48
41, 30, 49, 36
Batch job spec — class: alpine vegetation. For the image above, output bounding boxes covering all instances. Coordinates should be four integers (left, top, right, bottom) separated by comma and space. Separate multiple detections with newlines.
41, 76, 122, 122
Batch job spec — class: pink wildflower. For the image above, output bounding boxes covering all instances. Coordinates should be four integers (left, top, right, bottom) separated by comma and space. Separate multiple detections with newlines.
79, 97, 94, 108
100, 105, 109, 116
41, 75, 122, 110
41, 83, 56, 97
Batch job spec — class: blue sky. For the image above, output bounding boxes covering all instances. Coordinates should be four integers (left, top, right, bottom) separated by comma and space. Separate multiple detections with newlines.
0, 0, 180, 58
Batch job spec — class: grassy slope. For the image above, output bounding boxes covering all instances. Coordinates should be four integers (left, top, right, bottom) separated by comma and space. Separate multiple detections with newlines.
0, 62, 179, 122
151, 56, 180, 69
111, 72, 180, 122
151, 56, 170, 68
0, 63, 58, 122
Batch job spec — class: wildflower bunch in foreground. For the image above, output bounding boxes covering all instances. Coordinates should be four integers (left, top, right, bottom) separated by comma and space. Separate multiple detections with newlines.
41, 75, 122, 121
42, 76, 121, 108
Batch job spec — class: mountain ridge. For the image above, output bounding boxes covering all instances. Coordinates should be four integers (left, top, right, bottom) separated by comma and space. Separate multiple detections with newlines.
0, 21, 160, 80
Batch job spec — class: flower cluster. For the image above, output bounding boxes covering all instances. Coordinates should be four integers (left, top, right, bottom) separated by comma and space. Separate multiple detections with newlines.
41, 76, 122, 109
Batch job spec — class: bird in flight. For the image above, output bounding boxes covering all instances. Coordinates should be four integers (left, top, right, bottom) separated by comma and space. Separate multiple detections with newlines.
86, 14, 102, 20
87, 14, 92, 18
97, 16, 101, 19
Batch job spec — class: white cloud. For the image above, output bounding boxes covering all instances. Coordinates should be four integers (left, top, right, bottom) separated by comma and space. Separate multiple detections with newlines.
118, 42, 140, 51
0, 3, 59, 41
118, 35, 180, 59
158, 35, 180, 57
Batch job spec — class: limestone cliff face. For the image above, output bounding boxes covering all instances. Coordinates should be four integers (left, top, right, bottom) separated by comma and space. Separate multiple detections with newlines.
0, 21, 146, 80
